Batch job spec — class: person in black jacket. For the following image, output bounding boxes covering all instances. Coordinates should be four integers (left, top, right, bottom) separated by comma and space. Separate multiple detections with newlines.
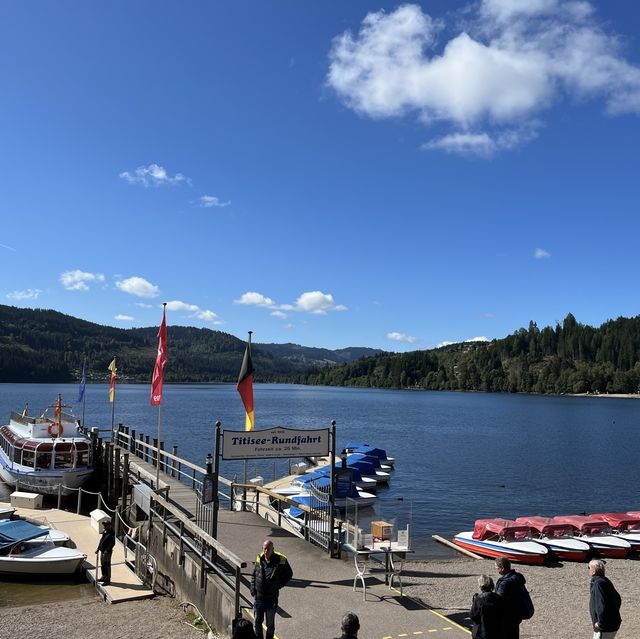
250, 539, 293, 639
470, 575, 505, 639
589, 559, 622, 638
96, 519, 115, 586
495, 557, 525, 639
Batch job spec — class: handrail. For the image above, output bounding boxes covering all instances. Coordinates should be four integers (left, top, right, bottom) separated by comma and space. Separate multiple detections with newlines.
115, 430, 233, 488
151, 492, 246, 569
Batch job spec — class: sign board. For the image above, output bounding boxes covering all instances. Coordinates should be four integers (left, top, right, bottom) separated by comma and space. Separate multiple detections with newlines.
222, 426, 330, 460
334, 467, 354, 498
202, 475, 215, 504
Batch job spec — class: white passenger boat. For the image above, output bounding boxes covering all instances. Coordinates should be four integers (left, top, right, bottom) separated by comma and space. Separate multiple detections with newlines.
0, 519, 85, 575
0, 396, 94, 496
453, 519, 548, 565
552, 515, 631, 558
515, 516, 591, 561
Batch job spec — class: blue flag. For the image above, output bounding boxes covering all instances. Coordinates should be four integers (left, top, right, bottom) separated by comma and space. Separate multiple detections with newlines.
77, 364, 86, 403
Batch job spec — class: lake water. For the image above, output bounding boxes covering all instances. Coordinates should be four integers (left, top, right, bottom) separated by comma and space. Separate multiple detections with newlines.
1, 382, 639, 560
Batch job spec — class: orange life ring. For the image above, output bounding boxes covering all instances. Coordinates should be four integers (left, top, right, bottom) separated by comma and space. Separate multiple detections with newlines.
48, 422, 64, 437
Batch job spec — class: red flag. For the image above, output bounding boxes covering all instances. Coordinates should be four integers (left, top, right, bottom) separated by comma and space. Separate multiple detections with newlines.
151, 306, 168, 405
236, 341, 254, 431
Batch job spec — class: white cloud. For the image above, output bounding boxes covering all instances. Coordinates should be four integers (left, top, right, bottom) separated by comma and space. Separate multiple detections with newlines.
114, 314, 134, 321
534, 247, 551, 259
136, 302, 153, 309
235, 290, 347, 316
327, 2, 640, 156
387, 332, 418, 344
199, 195, 231, 208
60, 270, 105, 291
166, 300, 222, 324
423, 126, 538, 157
270, 311, 288, 319
294, 291, 347, 315
235, 292, 275, 307
7, 288, 42, 301
437, 335, 489, 347
0, 242, 16, 252
116, 276, 159, 299
119, 164, 191, 187
166, 300, 199, 312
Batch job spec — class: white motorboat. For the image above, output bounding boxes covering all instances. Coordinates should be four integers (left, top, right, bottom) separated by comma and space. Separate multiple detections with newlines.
515, 516, 591, 561
292, 467, 377, 493
553, 515, 631, 558
0, 519, 85, 575
453, 519, 548, 565
0, 507, 15, 520
0, 395, 94, 496
274, 476, 377, 509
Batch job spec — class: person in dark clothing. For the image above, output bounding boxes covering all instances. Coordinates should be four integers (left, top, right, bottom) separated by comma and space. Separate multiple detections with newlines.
470, 575, 505, 639
96, 519, 115, 585
334, 611, 360, 639
495, 557, 525, 639
250, 539, 293, 639
589, 559, 622, 638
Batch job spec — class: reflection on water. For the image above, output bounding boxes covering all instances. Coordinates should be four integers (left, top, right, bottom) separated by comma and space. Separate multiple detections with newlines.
0, 574, 98, 608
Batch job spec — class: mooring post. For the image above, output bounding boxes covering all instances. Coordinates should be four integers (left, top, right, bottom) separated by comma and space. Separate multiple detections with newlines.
172, 445, 178, 477
159, 441, 165, 473
57, 483, 62, 510
145, 435, 150, 463
139, 432, 145, 459
130, 429, 136, 454
77, 488, 83, 515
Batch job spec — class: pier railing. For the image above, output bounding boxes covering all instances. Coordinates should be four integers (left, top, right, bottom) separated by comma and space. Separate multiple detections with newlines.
112, 425, 233, 500
149, 492, 247, 618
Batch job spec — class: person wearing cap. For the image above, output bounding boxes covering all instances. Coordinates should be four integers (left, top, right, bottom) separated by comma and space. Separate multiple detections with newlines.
96, 519, 115, 586
250, 539, 293, 639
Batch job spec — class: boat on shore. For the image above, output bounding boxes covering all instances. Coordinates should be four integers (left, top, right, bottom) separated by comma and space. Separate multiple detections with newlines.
589, 513, 640, 551
0, 396, 95, 496
552, 515, 631, 558
453, 519, 548, 565
0, 519, 85, 575
514, 516, 591, 561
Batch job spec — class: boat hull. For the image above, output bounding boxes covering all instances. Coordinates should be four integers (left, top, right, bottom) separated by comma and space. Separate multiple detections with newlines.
453, 532, 548, 565
0, 546, 86, 575
0, 461, 94, 497
536, 537, 590, 562
580, 535, 631, 558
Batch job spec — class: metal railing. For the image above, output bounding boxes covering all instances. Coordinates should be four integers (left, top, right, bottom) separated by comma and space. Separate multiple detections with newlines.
150, 492, 247, 618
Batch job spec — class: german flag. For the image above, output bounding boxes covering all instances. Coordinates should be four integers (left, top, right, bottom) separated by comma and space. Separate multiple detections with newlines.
236, 342, 254, 431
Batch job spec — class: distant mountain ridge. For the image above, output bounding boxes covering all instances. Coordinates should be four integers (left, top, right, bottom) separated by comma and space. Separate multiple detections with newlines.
0, 305, 385, 383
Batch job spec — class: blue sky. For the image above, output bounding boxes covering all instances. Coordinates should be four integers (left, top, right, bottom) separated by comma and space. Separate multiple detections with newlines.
1, 1, 639, 352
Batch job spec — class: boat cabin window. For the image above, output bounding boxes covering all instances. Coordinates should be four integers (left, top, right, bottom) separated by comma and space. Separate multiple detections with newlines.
13, 447, 22, 464
22, 450, 35, 468
36, 452, 52, 469
76, 450, 90, 467
54, 451, 73, 469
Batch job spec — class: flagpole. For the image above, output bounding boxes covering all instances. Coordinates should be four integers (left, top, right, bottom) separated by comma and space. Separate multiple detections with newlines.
110, 357, 116, 442
152, 303, 168, 491
243, 331, 253, 490
81, 359, 87, 429
156, 404, 162, 489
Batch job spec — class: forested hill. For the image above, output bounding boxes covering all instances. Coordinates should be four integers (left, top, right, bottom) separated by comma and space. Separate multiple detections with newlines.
297, 314, 640, 395
0, 305, 383, 383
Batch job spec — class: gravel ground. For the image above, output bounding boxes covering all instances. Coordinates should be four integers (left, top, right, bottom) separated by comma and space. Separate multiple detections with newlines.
4, 558, 638, 638
402, 557, 640, 638
0, 595, 211, 639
